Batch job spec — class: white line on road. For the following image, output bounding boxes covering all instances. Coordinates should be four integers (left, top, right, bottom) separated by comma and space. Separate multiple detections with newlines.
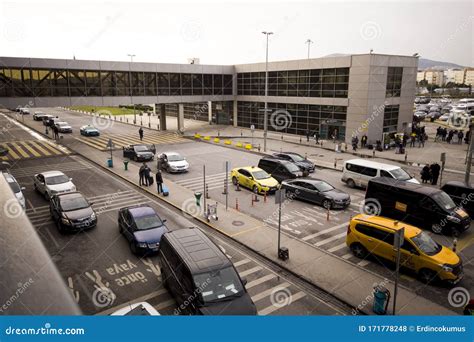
258, 291, 306, 316
314, 231, 347, 247
327, 242, 348, 253
301, 223, 347, 241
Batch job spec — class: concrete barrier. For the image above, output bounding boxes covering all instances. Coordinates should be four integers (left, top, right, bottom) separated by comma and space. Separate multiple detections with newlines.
213, 137, 220, 143
203, 136, 211, 141
224, 140, 232, 145
245, 144, 252, 150
194, 133, 202, 139
235, 142, 243, 148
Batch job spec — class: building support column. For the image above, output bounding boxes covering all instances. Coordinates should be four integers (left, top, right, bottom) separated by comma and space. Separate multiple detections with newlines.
208, 101, 212, 124
178, 103, 184, 133
233, 101, 238, 127
159, 104, 167, 131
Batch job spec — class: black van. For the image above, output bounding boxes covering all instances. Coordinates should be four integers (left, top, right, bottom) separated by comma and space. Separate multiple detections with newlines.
441, 181, 474, 218
158, 228, 257, 315
257, 157, 304, 183
366, 177, 471, 236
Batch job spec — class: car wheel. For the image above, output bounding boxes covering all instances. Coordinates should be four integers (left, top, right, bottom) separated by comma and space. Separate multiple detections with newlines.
419, 268, 437, 284
431, 223, 443, 234
350, 243, 368, 259
347, 179, 356, 188
322, 199, 332, 210
252, 185, 259, 194
130, 241, 138, 255
232, 177, 238, 185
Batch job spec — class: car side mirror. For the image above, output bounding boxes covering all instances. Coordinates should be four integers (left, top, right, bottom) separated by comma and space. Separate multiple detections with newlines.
162, 219, 167, 223
249, 176, 253, 180
69, 178, 73, 181
21, 186, 26, 190
89, 202, 94, 206
242, 277, 248, 286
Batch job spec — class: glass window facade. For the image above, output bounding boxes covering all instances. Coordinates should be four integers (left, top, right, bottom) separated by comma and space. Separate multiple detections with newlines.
383, 105, 399, 133
237, 68, 349, 98
0, 68, 233, 98
386, 67, 403, 97
237, 101, 347, 139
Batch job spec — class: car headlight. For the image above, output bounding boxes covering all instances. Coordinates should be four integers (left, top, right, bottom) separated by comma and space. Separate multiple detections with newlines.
137, 242, 147, 248
441, 264, 453, 273
446, 215, 461, 223
90, 212, 96, 220
61, 214, 70, 224
71, 185, 76, 192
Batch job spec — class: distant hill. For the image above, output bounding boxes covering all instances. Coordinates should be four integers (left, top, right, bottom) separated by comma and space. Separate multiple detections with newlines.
324, 53, 465, 70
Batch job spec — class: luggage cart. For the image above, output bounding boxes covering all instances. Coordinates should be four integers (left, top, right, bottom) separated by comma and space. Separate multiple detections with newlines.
206, 202, 218, 222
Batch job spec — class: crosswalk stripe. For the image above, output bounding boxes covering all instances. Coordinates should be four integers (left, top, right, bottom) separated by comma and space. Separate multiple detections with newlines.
9, 142, 30, 158
41, 142, 63, 155
301, 223, 347, 241
251, 283, 291, 303
327, 242, 348, 253
239, 266, 263, 278
28, 141, 52, 156
357, 260, 371, 267
18, 141, 41, 157
258, 291, 306, 316
174, 172, 227, 183
314, 231, 347, 247
1, 143, 20, 159
246, 274, 277, 289
342, 253, 353, 259
75, 137, 107, 150
234, 259, 251, 267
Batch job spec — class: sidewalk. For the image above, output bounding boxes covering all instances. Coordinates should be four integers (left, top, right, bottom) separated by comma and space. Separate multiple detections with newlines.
44, 130, 455, 315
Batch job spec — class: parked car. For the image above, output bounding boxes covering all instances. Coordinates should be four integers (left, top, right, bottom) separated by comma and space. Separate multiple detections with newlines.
3, 172, 26, 209
41, 114, 55, 126
281, 178, 350, 209
33, 111, 48, 121
231, 166, 279, 194
111, 302, 160, 316
44, 116, 60, 127
159, 227, 257, 315
257, 157, 304, 183
157, 152, 189, 173
55, 121, 72, 133
118, 205, 168, 254
427, 111, 442, 120
365, 177, 471, 236
123, 144, 156, 162
33, 171, 76, 199
272, 152, 315, 173
441, 181, 474, 218
50, 192, 97, 233
19, 108, 30, 115
439, 114, 450, 121
341, 159, 419, 189
80, 125, 100, 136
346, 214, 463, 285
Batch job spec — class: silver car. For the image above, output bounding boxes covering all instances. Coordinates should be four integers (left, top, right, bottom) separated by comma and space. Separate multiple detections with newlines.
33, 171, 76, 200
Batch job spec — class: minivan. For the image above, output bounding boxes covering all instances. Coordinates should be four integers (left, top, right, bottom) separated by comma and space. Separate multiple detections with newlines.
257, 157, 304, 183
365, 177, 471, 236
158, 228, 257, 315
346, 214, 463, 285
441, 181, 474, 218
342, 159, 419, 188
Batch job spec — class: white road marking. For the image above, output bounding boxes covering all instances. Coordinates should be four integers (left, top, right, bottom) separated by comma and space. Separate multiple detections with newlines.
327, 242, 347, 253
301, 223, 347, 241
258, 291, 307, 316
314, 231, 347, 247
251, 283, 291, 302
341, 253, 353, 260
239, 266, 263, 278
245, 274, 277, 289
357, 260, 371, 267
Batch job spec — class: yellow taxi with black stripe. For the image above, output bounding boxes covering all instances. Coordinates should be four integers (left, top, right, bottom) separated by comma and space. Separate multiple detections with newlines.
346, 214, 463, 285
231, 166, 279, 194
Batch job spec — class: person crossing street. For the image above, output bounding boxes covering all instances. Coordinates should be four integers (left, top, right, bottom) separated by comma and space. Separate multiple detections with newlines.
139, 127, 144, 141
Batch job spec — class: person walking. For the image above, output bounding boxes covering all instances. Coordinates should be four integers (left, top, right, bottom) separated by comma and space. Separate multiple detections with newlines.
430, 163, 441, 185
447, 130, 453, 144
410, 132, 416, 147
156, 169, 163, 194
351, 136, 359, 151
421, 164, 431, 184
361, 135, 367, 148
143, 163, 151, 186
53, 124, 59, 140
458, 131, 464, 145
402, 134, 408, 147
138, 127, 144, 141
435, 126, 441, 142
306, 130, 310, 143
139, 164, 146, 186
313, 132, 319, 144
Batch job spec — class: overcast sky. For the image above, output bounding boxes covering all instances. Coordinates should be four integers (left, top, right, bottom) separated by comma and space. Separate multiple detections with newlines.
0, 0, 472, 66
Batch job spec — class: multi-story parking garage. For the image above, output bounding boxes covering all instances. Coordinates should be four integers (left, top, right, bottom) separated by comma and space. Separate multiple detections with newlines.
0, 54, 417, 143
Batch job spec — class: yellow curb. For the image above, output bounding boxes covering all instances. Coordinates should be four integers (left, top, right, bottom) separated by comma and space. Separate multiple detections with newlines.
224, 140, 232, 145
194, 133, 201, 139
245, 144, 252, 150
235, 142, 243, 148
213, 137, 220, 143
203, 136, 211, 141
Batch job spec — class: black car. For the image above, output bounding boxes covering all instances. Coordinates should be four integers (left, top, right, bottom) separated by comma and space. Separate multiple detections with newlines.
33, 111, 48, 121
273, 152, 315, 173
281, 178, 351, 209
257, 157, 304, 183
41, 115, 54, 125
123, 144, 156, 162
50, 192, 97, 233
44, 116, 60, 127
441, 181, 474, 218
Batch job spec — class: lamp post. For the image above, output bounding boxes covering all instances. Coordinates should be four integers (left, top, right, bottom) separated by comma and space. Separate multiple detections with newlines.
305, 39, 313, 59
262, 31, 273, 152
127, 54, 136, 124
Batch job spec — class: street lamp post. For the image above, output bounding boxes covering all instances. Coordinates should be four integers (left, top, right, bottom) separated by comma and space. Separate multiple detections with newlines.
262, 31, 273, 153
305, 39, 313, 59
127, 54, 136, 124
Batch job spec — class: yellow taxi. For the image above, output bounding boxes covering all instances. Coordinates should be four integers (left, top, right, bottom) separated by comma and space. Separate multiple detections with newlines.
231, 166, 279, 194
346, 214, 463, 285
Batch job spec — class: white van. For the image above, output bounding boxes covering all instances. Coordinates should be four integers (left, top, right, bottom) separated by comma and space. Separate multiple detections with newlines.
341, 159, 419, 188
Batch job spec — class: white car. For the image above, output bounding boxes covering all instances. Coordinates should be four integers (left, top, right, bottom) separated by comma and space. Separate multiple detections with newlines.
33, 171, 76, 199
55, 121, 73, 133
158, 152, 189, 173
3, 172, 26, 209
111, 302, 160, 316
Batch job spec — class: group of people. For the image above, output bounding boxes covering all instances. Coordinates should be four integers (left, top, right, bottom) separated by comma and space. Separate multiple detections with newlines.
408, 125, 428, 148
435, 127, 465, 144
138, 162, 164, 194
420, 162, 441, 185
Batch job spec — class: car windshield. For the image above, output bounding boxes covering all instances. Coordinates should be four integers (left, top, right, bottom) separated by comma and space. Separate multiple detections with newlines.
285, 163, 301, 173
134, 146, 148, 152
167, 154, 184, 162
194, 267, 244, 304
411, 231, 442, 256
8, 180, 21, 193
61, 196, 89, 211
59, 123, 69, 127
389, 168, 411, 181
432, 191, 456, 210
252, 170, 271, 180
289, 154, 305, 162
134, 214, 163, 230
314, 181, 334, 192
45, 175, 69, 185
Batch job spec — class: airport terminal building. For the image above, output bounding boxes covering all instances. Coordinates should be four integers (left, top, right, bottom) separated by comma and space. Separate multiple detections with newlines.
0, 54, 417, 143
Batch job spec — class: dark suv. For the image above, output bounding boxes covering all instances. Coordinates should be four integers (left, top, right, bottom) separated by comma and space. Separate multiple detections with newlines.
273, 152, 315, 173
123, 144, 156, 162
257, 157, 304, 183
50, 192, 97, 233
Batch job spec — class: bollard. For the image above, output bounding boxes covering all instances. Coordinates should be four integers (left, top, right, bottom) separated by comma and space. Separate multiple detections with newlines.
326, 207, 330, 221
453, 238, 458, 252
126, 118, 129, 123
254, 194, 259, 202
235, 198, 239, 211
148, 122, 151, 128
235, 182, 241, 191
251, 196, 254, 206
281, 134, 283, 141
299, 136, 302, 143
334, 158, 337, 169
264, 191, 267, 203
405, 152, 408, 163
123, 160, 129, 171
258, 144, 261, 152
372, 150, 375, 157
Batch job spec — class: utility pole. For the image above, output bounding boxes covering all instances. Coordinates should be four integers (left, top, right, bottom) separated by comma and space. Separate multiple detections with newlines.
465, 125, 474, 184
305, 39, 313, 59
262, 31, 273, 152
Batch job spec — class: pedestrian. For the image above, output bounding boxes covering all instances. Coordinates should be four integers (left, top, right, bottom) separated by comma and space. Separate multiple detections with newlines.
313, 132, 319, 144
139, 127, 144, 141
402, 134, 408, 147
430, 163, 441, 185
306, 130, 310, 143
351, 136, 359, 151
143, 163, 151, 186
139, 164, 146, 186
421, 164, 431, 184
435, 127, 441, 142
361, 134, 367, 148
53, 124, 59, 140
418, 133, 425, 148
447, 130, 454, 144
458, 131, 464, 144
410, 132, 416, 147
156, 169, 163, 194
